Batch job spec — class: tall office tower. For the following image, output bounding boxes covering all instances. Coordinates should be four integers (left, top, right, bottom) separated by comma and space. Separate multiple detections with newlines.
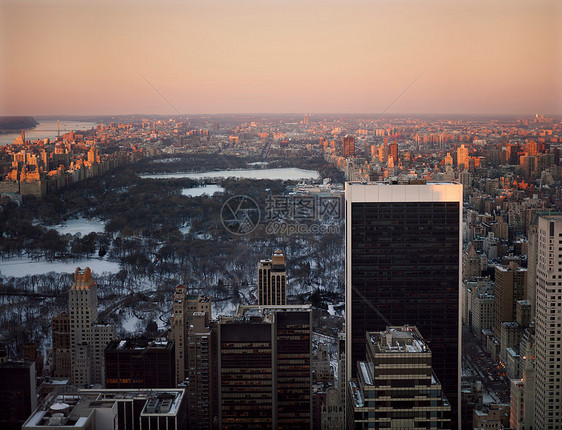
169, 285, 212, 384
257, 250, 287, 306
346, 182, 462, 427
342, 135, 355, 157
457, 144, 469, 169
187, 312, 216, 430
0, 361, 37, 430
493, 262, 526, 337
51, 311, 71, 378
535, 215, 562, 430
104, 339, 175, 389
217, 305, 312, 429
347, 326, 451, 429
69, 267, 115, 387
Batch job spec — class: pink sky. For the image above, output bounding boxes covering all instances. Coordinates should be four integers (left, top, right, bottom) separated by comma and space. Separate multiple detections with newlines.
1, 0, 560, 116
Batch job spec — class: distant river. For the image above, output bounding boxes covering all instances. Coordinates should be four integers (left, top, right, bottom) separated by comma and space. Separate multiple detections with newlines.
0, 119, 98, 145
140, 167, 320, 181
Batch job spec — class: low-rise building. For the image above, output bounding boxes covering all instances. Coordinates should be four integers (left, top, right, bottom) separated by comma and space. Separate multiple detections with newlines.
23, 388, 186, 430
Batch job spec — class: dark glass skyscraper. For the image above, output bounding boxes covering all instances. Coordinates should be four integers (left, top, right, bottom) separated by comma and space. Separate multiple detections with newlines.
218, 305, 312, 429
345, 182, 462, 427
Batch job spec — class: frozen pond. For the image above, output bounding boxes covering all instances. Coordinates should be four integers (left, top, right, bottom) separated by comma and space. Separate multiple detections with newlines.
0, 258, 120, 277
46, 217, 106, 236
140, 167, 320, 181
181, 184, 225, 197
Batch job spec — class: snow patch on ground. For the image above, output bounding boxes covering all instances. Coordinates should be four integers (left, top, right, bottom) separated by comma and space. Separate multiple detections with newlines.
327, 302, 345, 317
212, 300, 238, 318
152, 158, 182, 163
48, 217, 106, 236
195, 233, 213, 240
181, 184, 225, 197
121, 311, 142, 333
0, 257, 120, 277
158, 312, 170, 330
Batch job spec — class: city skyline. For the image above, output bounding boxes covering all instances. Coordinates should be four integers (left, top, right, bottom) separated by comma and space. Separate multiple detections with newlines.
1, 110, 561, 427
1, 0, 561, 116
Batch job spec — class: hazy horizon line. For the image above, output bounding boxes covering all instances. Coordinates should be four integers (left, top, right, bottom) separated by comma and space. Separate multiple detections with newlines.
5, 112, 560, 120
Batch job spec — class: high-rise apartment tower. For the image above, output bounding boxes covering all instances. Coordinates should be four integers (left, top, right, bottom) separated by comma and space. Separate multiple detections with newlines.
169, 285, 212, 384
68, 267, 115, 387
257, 250, 287, 306
343, 135, 355, 158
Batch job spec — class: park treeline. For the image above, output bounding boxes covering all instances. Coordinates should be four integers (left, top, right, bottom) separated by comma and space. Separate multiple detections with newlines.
0, 153, 342, 260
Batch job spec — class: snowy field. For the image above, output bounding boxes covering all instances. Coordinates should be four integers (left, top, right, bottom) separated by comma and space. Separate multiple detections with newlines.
151, 158, 182, 163
181, 184, 225, 197
45, 217, 106, 236
140, 167, 320, 181
0, 258, 120, 277
121, 311, 142, 333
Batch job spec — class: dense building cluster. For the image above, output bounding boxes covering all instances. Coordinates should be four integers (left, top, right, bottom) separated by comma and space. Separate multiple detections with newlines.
1, 114, 562, 429
0, 125, 146, 199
